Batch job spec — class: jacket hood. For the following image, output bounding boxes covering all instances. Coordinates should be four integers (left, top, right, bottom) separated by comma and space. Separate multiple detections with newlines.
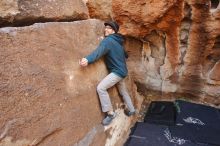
108, 33, 124, 45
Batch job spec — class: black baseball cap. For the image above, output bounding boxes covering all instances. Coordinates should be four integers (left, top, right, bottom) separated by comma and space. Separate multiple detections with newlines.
104, 21, 119, 33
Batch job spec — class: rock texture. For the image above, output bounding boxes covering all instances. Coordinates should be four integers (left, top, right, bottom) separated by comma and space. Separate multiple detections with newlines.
177, 0, 220, 104
1, 0, 220, 146
0, 19, 141, 146
0, 0, 89, 27
87, 0, 183, 36
87, 0, 112, 20
87, 0, 220, 105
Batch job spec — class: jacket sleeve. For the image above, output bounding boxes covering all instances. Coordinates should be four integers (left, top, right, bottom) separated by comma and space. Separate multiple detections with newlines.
85, 39, 109, 64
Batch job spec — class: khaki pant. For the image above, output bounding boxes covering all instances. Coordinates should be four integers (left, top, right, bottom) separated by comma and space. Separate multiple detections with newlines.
97, 73, 135, 112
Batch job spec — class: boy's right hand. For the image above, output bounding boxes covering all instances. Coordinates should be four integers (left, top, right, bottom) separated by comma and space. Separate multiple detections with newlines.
79, 58, 88, 67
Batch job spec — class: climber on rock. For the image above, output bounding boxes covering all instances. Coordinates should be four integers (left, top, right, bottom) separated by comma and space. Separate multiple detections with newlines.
79, 21, 136, 126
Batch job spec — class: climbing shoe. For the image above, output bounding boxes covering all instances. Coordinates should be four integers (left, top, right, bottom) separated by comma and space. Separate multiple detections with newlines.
102, 112, 116, 126
125, 110, 136, 117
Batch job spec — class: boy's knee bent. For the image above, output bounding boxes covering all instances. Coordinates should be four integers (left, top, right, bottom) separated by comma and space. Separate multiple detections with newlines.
97, 85, 104, 93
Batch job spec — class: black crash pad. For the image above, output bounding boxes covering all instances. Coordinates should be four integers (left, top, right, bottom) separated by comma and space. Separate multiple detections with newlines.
169, 100, 220, 146
175, 100, 220, 128
124, 122, 207, 146
144, 101, 176, 126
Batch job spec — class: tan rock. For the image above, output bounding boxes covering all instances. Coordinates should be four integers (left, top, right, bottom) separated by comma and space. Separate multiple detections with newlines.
0, 0, 19, 17
0, 19, 141, 146
0, 19, 104, 146
0, 0, 89, 26
209, 61, 220, 81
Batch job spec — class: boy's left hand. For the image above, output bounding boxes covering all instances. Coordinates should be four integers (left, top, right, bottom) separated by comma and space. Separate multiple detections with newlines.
79, 58, 88, 67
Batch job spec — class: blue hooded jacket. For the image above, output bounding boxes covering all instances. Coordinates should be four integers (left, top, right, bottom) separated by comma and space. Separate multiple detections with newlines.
86, 33, 128, 78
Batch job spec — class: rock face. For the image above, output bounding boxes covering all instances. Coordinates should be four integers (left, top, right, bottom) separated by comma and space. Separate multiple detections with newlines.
88, 0, 183, 36
1, 0, 220, 146
0, 19, 103, 146
87, 0, 220, 105
87, 0, 112, 20
0, 19, 141, 146
172, 0, 220, 104
0, 0, 89, 27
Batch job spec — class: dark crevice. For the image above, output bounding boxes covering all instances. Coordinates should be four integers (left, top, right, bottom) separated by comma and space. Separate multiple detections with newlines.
206, 36, 220, 62
210, 0, 219, 9
206, 54, 220, 62
134, 81, 164, 97
0, 17, 88, 28
134, 81, 148, 96
184, 2, 192, 19
213, 36, 220, 50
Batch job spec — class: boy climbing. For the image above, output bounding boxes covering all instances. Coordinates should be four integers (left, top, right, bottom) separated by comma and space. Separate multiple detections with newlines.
79, 21, 136, 126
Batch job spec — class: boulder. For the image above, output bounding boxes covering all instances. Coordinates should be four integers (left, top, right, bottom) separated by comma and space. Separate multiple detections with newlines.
0, 19, 136, 146
0, 0, 89, 27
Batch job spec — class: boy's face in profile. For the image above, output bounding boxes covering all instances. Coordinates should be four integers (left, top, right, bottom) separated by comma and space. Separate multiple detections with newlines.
104, 25, 115, 37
